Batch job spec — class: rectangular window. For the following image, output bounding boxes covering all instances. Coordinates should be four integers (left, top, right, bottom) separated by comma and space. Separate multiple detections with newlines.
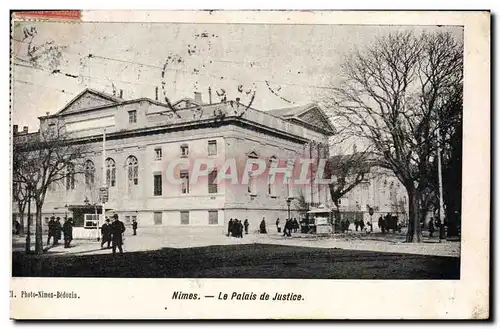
180, 211, 189, 225
125, 216, 131, 224
128, 110, 137, 123
84, 214, 99, 228
180, 144, 189, 157
268, 176, 277, 197
154, 212, 162, 225
208, 169, 218, 194
248, 175, 256, 195
153, 173, 162, 196
66, 173, 75, 190
208, 140, 217, 156
208, 211, 218, 225
180, 170, 190, 194
155, 147, 162, 160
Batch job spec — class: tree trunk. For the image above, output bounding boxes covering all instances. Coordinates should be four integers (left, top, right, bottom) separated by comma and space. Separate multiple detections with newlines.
333, 200, 340, 233
25, 196, 31, 254
406, 187, 422, 243
19, 211, 25, 234
35, 202, 44, 255
18, 205, 25, 235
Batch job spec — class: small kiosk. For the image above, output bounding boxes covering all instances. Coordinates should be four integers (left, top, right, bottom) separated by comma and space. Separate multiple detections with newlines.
304, 205, 333, 234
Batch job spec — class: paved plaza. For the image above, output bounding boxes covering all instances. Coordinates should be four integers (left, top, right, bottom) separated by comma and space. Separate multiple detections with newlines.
12, 226, 460, 258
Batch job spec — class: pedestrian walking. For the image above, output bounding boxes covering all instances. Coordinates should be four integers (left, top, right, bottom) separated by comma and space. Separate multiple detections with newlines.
101, 218, 112, 249
54, 217, 62, 245
244, 219, 249, 234
62, 217, 73, 248
260, 219, 267, 234
283, 219, 292, 237
132, 219, 138, 236
13, 219, 21, 235
235, 219, 243, 238
276, 218, 280, 233
47, 216, 55, 245
428, 217, 435, 237
227, 218, 233, 237
110, 214, 126, 255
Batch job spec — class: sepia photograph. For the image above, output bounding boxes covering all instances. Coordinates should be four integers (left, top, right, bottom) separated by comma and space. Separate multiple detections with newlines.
8, 9, 490, 319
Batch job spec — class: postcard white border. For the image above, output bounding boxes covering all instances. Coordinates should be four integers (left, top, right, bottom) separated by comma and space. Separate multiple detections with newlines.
8, 10, 490, 320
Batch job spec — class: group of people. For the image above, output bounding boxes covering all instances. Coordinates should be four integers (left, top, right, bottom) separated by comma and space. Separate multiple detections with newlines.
100, 214, 127, 254
47, 216, 74, 248
425, 217, 442, 238
275, 218, 299, 236
227, 218, 249, 238
282, 218, 300, 237
378, 213, 401, 233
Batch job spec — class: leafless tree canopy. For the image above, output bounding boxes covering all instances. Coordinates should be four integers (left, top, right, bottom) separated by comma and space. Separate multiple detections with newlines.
13, 123, 90, 253
327, 31, 463, 242
325, 151, 371, 209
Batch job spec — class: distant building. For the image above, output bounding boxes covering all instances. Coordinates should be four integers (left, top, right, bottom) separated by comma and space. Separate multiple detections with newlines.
12, 88, 335, 233
327, 152, 410, 228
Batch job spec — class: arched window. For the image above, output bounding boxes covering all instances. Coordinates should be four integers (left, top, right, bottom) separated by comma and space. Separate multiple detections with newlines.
84, 160, 95, 187
127, 156, 139, 185
66, 163, 75, 190
106, 158, 116, 187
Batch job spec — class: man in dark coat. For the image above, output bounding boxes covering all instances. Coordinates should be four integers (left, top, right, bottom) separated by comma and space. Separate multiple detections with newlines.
239, 220, 244, 238
227, 218, 233, 237
54, 217, 62, 245
428, 217, 435, 237
260, 219, 267, 234
47, 216, 55, 245
110, 214, 126, 255
101, 218, 112, 249
243, 219, 249, 234
292, 218, 299, 233
132, 219, 138, 236
62, 217, 73, 248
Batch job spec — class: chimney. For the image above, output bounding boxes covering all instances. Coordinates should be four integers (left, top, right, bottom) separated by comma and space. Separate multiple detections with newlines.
13, 125, 18, 135
23, 126, 28, 133
208, 87, 212, 104
119, 89, 124, 98
194, 92, 202, 104
155, 87, 159, 101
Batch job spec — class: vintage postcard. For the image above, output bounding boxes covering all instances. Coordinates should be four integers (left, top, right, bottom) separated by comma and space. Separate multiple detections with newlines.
9, 10, 490, 319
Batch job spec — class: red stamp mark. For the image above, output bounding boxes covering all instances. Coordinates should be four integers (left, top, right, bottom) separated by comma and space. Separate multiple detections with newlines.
13, 10, 81, 21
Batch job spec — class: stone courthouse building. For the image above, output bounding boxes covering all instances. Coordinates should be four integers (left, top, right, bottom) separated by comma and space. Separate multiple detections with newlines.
13, 88, 335, 232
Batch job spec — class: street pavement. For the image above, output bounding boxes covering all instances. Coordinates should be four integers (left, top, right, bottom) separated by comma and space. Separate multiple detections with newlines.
11, 226, 460, 258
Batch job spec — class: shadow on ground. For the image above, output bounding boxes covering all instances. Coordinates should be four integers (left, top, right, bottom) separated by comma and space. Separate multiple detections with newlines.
12, 244, 460, 279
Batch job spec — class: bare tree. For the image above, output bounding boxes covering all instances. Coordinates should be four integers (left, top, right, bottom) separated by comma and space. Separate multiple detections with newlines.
13, 123, 89, 254
294, 190, 310, 214
328, 31, 463, 242
325, 150, 371, 227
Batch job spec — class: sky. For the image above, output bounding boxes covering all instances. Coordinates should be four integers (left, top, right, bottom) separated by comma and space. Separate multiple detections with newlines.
11, 22, 463, 132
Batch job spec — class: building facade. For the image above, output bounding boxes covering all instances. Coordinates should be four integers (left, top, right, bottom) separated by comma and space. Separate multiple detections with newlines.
13, 89, 335, 233
334, 165, 410, 228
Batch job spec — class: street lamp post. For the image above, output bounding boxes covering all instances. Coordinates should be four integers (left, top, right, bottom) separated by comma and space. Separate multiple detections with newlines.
286, 197, 294, 221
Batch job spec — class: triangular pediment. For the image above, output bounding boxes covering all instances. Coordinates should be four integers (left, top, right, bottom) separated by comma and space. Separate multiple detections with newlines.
297, 107, 335, 133
57, 89, 121, 115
